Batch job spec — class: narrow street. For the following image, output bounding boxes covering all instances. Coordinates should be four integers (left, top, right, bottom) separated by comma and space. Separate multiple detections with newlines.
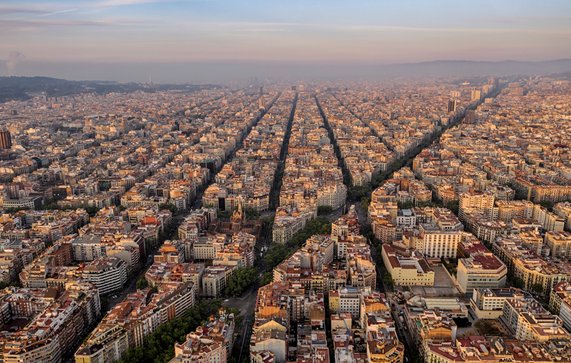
102, 93, 283, 313
223, 84, 503, 363
316, 85, 505, 363
223, 93, 298, 363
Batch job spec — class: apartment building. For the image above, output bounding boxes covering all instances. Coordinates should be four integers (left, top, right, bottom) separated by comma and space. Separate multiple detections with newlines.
456, 252, 507, 294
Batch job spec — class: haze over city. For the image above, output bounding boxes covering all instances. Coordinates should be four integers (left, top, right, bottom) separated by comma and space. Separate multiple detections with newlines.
1, 0, 571, 82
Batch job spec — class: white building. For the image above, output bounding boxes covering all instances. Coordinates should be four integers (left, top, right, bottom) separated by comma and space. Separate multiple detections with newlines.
456, 253, 507, 294
81, 257, 127, 296
418, 224, 462, 259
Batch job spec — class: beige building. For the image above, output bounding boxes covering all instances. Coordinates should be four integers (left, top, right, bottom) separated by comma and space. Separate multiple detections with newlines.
329, 287, 364, 319
201, 265, 236, 297
371, 216, 397, 244
75, 283, 196, 363
520, 261, 569, 295
191, 234, 226, 260
414, 223, 462, 259
170, 310, 234, 363
501, 294, 569, 342
495, 200, 534, 222
382, 244, 434, 286
456, 252, 507, 294
470, 287, 524, 319
549, 280, 571, 314
545, 231, 571, 259
458, 191, 495, 220
554, 202, 571, 231
533, 204, 565, 232
272, 207, 314, 245
1, 283, 101, 363
80, 257, 128, 296
461, 210, 507, 243
495, 236, 571, 296
74, 327, 129, 363
250, 329, 287, 363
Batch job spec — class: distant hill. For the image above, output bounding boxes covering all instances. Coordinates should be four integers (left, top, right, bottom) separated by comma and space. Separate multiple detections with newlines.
0, 76, 218, 103
550, 70, 571, 81
381, 59, 571, 79
1, 59, 570, 94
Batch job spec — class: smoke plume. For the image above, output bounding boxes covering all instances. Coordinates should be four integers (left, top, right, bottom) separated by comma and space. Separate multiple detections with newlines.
6, 51, 25, 76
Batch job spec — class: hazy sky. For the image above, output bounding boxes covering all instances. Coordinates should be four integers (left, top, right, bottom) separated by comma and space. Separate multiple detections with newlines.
1, 0, 571, 81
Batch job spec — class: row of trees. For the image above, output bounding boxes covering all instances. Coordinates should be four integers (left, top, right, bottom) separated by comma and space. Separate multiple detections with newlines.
288, 217, 332, 248
348, 185, 372, 202
261, 243, 290, 273
511, 276, 544, 294
224, 267, 258, 297
13, 203, 101, 216
441, 258, 458, 277
261, 217, 332, 275
474, 320, 502, 336
374, 253, 394, 291
135, 277, 148, 290
217, 207, 261, 220
158, 203, 178, 215
317, 205, 333, 216
118, 300, 222, 363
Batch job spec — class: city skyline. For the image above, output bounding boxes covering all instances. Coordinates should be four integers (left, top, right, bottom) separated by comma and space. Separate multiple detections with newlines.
1, 0, 571, 82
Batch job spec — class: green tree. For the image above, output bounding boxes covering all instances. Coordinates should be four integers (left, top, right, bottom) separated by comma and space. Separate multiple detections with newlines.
397, 200, 414, 209
99, 181, 111, 191
263, 244, 290, 271
217, 210, 231, 219
360, 197, 370, 211
85, 205, 100, 216
244, 207, 260, 220
260, 272, 273, 286
159, 203, 178, 215
444, 200, 459, 215
136, 277, 148, 290
474, 320, 501, 336
376, 255, 394, 289
511, 277, 524, 289
42, 202, 60, 210
317, 205, 333, 216
539, 201, 554, 211
531, 283, 544, 294
224, 267, 258, 297
119, 300, 221, 363
348, 185, 372, 202
382, 274, 394, 290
